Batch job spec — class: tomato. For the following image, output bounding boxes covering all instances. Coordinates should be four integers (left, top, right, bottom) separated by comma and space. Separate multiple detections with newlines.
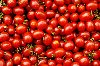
29, 55, 37, 65
58, 5, 67, 13
2, 6, 12, 14
70, 13, 78, 22
63, 58, 72, 66
13, 6, 24, 15
7, 0, 17, 7
18, 0, 28, 7
55, 0, 64, 5
30, 0, 40, 9
68, 4, 77, 13
77, 21, 85, 31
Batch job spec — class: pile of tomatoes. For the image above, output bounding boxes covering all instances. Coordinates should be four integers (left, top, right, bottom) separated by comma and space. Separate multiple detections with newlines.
1, 0, 100, 66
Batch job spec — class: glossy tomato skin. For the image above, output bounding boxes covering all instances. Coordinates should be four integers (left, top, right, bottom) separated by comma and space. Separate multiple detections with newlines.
77, 21, 85, 32
16, 24, 27, 34
18, 0, 28, 7
64, 23, 73, 35
58, 5, 67, 14
86, 20, 94, 32
77, 4, 85, 13
7, 0, 17, 7
36, 19, 47, 30
5, 60, 13, 66
4, 51, 12, 60
58, 16, 68, 26
73, 52, 83, 62
55, 58, 64, 64
45, 0, 52, 7
32, 30, 44, 39
46, 49, 54, 58
51, 2, 58, 10
64, 40, 75, 50
34, 45, 43, 54
43, 34, 52, 45
92, 60, 99, 66
51, 40, 60, 49
86, 1, 98, 11
13, 53, 22, 65
49, 18, 58, 27
13, 6, 24, 15
23, 32, 33, 43
94, 19, 100, 30
63, 58, 72, 66
2, 6, 12, 14
7, 25, 15, 35
55, 0, 64, 5
45, 10, 55, 18
14, 15, 24, 24
79, 11, 91, 22
48, 60, 56, 66
0, 59, 5, 66
54, 48, 65, 57
65, 51, 73, 58
1, 41, 12, 50
3, 15, 12, 25
35, 10, 47, 19
29, 55, 37, 65
21, 59, 31, 66
75, 37, 84, 47
71, 62, 80, 66
70, 13, 78, 22
30, 0, 40, 9
85, 41, 95, 51
78, 56, 89, 66
12, 38, 21, 48
0, 49, 4, 58
0, 23, 7, 32
68, 4, 77, 13
0, 32, 9, 42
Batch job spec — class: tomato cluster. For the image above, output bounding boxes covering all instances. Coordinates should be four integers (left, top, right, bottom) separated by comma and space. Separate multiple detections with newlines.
0, 0, 100, 66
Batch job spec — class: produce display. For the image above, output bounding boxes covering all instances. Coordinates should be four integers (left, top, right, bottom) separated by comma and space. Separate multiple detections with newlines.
0, 0, 100, 66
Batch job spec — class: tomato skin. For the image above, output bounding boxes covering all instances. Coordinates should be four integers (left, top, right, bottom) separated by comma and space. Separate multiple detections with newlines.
77, 21, 85, 32
85, 41, 95, 51
77, 4, 85, 13
29, 55, 37, 65
21, 59, 31, 66
5, 60, 13, 66
86, 20, 94, 32
49, 18, 58, 27
70, 13, 78, 22
55, 0, 64, 5
55, 58, 64, 64
38, 59, 47, 66
71, 62, 80, 66
34, 45, 43, 54
63, 58, 72, 66
46, 49, 54, 58
51, 2, 58, 10
32, 30, 44, 39
7, 25, 15, 35
79, 31, 90, 40
4, 51, 12, 60
13, 53, 22, 65
0, 23, 7, 32
43, 34, 52, 45
65, 51, 73, 58
94, 41, 99, 50
14, 15, 24, 24
64, 23, 73, 35
0, 59, 5, 66
7, 0, 17, 7
35, 10, 47, 19
36, 19, 47, 30
18, 0, 28, 7
12, 38, 21, 48
54, 48, 65, 57
3, 15, 12, 25
73, 52, 83, 62
68, 4, 77, 13
2, 6, 12, 14
22, 46, 33, 56
0, 50, 4, 58
65, 0, 71, 4
30, 19, 37, 29
30, 0, 40, 9
75, 37, 84, 47
82, 0, 90, 3
92, 60, 99, 66
64, 12, 70, 19
94, 19, 100, 30
23, 32, 33, 43
78, 56, 89, 66
45, 10, 55, 18
13, 6, 24, 15
65, 33, 74, 40
86, 1, 98, 11
64, 40, 75, 50
0, 32, 9, 42
58, 5, 67, 14
1, 41, 12, 50
16, 24, 27, 34
45, 0, 52, 7
72, 0, 81, 5
79, 11, 91, 22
